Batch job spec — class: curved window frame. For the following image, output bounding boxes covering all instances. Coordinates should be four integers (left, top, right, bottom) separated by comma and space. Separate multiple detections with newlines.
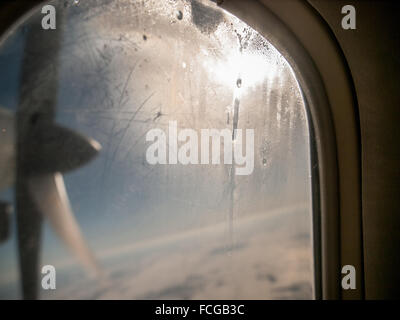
219, 0, 363, 300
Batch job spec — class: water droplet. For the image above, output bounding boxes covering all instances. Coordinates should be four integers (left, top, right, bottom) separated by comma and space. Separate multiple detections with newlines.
263, 158, 267, 166
177, 10, 183, 20
73, 0, 80, 6
236, 78, 242, 88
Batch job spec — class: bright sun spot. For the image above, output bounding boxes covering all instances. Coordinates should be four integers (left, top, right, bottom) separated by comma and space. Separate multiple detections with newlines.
201, 49, 278, 92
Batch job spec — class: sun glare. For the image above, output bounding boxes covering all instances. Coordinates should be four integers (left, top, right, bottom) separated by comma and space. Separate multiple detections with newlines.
201, 49, 278, 93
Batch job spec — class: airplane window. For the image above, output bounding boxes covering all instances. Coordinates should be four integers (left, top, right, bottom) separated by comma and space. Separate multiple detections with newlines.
0, 0, 314, 299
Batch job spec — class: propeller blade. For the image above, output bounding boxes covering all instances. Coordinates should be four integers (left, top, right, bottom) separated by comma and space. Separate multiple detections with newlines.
28, 173, 99, 276
0, 107, 15, 191
16, 176, 43, 300
0, 201, 12, 243
26, 123, 101, 174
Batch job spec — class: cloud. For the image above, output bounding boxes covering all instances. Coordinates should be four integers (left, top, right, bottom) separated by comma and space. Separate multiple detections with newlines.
43, 205, 313, 300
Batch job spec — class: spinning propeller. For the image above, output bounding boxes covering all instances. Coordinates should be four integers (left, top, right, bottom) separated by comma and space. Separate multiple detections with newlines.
0, 7, 101, 299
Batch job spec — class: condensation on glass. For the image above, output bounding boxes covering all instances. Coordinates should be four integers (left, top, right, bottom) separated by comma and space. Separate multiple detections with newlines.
0, 0, 314, 299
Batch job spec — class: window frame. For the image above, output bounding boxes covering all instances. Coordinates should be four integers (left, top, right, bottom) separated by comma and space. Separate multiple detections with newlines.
219, 0, 363, 300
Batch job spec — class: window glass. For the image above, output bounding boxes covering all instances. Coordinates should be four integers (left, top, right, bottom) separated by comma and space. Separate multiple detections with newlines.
0, 0, 314, 299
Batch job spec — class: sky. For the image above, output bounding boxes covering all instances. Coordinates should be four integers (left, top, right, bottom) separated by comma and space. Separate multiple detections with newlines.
0, 0, 313, 299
